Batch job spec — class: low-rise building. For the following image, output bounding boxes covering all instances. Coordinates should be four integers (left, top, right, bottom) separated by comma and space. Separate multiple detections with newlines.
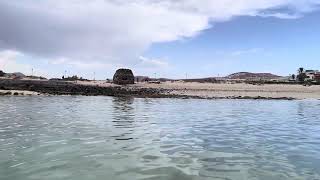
305, 70, 319, 81
314, 73, 320, 82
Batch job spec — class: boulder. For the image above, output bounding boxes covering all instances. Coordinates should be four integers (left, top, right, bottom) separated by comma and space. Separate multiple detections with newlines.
113, 69, 135, 85
0, 70, 5, 77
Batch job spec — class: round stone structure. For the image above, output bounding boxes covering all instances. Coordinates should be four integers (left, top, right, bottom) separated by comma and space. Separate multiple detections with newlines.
113, 69, 135, 85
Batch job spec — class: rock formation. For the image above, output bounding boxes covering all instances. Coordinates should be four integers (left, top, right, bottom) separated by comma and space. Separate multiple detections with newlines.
226, 72, 281, 80
113, 69, 135, 85
0, 70, 5, 77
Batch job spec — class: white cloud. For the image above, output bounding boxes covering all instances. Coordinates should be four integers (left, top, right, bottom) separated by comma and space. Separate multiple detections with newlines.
0, 50, 22, 68
231, 48, 264, 56
0, 0, 319, 67
257, 12, 301, 19
0, 50, 49, 77
0, 50, 31, 73
138, 56, 169, 68
50, 58, 114, 69
0, 0, 209, 64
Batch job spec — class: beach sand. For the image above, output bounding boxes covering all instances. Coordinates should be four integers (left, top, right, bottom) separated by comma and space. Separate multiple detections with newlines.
139, 82, 320, 100
77, 81, 320, 100
1, 79, 319, 99
0, 90, 41, 96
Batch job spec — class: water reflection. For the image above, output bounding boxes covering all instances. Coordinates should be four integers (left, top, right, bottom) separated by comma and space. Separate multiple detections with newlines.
111, 97, 135, 140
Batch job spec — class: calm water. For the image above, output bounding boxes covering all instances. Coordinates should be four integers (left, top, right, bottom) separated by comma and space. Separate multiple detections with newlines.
0, 96, 320, 180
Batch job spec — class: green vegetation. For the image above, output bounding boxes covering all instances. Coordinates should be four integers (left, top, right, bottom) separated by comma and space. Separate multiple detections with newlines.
62, 75, 88, 81
297, 67, 307, 82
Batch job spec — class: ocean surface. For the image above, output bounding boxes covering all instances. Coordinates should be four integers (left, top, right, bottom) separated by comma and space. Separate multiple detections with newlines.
0, 96, 320, 180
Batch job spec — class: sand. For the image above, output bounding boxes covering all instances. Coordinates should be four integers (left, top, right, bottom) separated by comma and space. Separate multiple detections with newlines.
73, 81, 320, 99
75, 81, 317, 100
22, 80, 320, 99
2, 78, 319, 99
0, 90, 42, 96
137, 82, 320, 100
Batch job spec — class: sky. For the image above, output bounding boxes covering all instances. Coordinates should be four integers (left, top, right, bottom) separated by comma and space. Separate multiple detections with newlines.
0, 0, 320, 79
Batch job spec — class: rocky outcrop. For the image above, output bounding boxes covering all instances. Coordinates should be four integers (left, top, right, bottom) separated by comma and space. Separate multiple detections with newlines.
0, 79, 165, 97
0, 70, 5, 77
0, 79, 299, 100
226, 72, 281, 80
113, 69, 135, 85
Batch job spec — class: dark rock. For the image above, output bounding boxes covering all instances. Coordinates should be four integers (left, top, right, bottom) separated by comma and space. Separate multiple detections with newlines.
0, 92, 9, 96
113, 69, 135, 85
0, 70, 5, 77
13, 92, 19, 96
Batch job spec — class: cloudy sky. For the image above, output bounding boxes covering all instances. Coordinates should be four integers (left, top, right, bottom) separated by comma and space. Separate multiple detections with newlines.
0, 0, 320, 79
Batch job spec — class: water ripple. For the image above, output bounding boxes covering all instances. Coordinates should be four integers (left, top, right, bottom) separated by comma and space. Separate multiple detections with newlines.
0, 96, 320, 180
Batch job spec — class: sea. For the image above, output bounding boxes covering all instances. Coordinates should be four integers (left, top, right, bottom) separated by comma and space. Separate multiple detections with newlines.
1, 96, 320, 180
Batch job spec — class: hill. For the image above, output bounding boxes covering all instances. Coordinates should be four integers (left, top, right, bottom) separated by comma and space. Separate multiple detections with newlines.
226, 72, 281, 80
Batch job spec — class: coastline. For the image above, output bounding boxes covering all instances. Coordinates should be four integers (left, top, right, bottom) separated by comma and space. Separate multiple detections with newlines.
0, 90, 42, 96
138, 82, 320, 100
1, 79, 320, 100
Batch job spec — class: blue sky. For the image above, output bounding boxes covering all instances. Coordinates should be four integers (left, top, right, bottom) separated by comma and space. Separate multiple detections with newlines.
0, 1, 320, 79
144, 11, 320, 78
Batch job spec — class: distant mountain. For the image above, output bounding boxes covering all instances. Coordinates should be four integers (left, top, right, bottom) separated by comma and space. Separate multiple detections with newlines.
226, 72, 281, 80
182, 77, 218, 83
133, 72, 282, 83
6, 72, 26, 78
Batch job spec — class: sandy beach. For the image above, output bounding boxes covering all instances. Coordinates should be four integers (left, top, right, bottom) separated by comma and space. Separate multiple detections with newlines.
76, 81, 320, 100
142, 82, 320, 99
0, 79, 319, 99
0, 90, 41, 96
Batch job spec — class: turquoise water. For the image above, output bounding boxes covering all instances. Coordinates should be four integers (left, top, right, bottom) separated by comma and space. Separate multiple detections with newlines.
0, 96, 320, 180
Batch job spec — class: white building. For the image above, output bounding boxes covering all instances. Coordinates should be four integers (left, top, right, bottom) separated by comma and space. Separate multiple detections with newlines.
305, 70, 319, 81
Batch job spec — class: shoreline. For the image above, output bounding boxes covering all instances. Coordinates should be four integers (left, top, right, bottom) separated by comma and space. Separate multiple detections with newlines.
0, 90, 43, 96
0, 90, 297, 101
1, 79, 320, 100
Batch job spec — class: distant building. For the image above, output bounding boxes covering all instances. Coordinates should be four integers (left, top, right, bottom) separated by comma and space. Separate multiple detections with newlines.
314, 73, 320, 82
305, 70, 319, 81
135, 76, 150, 82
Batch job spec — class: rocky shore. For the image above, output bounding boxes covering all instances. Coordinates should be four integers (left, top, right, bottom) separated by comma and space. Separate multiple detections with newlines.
0, 79, 169, 98
0, 90, 41, 96
1, 79, 319, 100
